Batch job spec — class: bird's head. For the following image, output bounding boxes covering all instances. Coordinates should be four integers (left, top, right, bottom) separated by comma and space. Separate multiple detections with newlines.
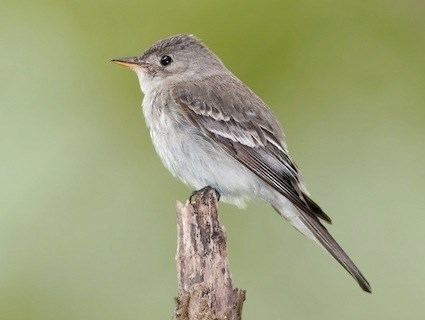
112, 34, 225, 94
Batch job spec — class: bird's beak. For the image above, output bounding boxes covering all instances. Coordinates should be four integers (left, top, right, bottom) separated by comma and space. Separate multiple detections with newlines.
111, 56, 148, 69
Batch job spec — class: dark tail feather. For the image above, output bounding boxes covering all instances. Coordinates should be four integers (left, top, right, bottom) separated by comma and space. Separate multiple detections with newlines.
297, 209, 372, 293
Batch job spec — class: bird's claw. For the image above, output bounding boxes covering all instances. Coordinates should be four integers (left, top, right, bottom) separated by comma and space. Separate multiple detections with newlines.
189, 186, 220, 203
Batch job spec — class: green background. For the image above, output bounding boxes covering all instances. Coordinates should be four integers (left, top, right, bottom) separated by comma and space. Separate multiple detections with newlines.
1, 0, 424, 319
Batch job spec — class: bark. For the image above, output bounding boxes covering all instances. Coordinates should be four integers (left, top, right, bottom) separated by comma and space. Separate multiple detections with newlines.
174, 188, 246, 320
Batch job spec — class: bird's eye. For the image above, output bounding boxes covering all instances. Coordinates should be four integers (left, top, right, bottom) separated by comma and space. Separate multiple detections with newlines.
160, 55, 172, 66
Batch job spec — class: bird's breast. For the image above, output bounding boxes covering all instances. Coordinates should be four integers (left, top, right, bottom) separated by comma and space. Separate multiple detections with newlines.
142, 90, 194, 180
141, 90, 260, 207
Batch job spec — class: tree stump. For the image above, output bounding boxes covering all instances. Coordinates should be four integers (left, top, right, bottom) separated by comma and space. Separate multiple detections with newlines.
174, 188, 246, 320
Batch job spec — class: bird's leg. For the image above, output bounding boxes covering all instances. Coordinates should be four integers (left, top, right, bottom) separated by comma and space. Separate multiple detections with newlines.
189, 186, 221, 203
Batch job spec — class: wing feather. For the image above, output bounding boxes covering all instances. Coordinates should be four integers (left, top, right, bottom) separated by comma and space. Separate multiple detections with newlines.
172, 76, 329, 222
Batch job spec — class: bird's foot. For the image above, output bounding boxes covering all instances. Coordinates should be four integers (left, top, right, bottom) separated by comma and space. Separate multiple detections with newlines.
189, 186, 220, 203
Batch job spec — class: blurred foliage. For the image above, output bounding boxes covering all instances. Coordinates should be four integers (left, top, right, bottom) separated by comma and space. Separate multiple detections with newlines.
1, 0, 424, 319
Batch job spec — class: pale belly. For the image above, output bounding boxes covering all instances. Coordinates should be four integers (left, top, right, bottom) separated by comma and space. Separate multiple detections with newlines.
142, 93, 261, 207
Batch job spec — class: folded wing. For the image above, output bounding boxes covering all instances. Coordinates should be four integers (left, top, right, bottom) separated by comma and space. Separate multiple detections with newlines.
171, 75, 371, 292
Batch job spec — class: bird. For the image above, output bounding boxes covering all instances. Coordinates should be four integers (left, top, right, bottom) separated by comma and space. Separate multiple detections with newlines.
112, 34, 371, 293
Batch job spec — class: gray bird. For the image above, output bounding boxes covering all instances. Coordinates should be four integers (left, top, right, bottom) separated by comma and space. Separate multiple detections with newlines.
112, 34, 371, 293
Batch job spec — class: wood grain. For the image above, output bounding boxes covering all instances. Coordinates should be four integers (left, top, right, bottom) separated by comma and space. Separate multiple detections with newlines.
174, 188, 245, 320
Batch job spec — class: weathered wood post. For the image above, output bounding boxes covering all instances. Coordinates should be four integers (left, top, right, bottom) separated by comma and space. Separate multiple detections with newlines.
174, 188, 246, 320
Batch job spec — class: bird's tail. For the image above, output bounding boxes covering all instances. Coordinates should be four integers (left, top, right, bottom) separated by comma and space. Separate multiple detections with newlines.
273, 201, 372, 293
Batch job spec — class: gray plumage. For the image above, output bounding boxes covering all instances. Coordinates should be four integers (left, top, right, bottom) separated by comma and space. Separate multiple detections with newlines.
112, 34, 371, 293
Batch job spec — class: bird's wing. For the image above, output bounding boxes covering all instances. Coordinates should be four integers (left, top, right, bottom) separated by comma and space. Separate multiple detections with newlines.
171, 75, 330, 223
171, 75, 371, 292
